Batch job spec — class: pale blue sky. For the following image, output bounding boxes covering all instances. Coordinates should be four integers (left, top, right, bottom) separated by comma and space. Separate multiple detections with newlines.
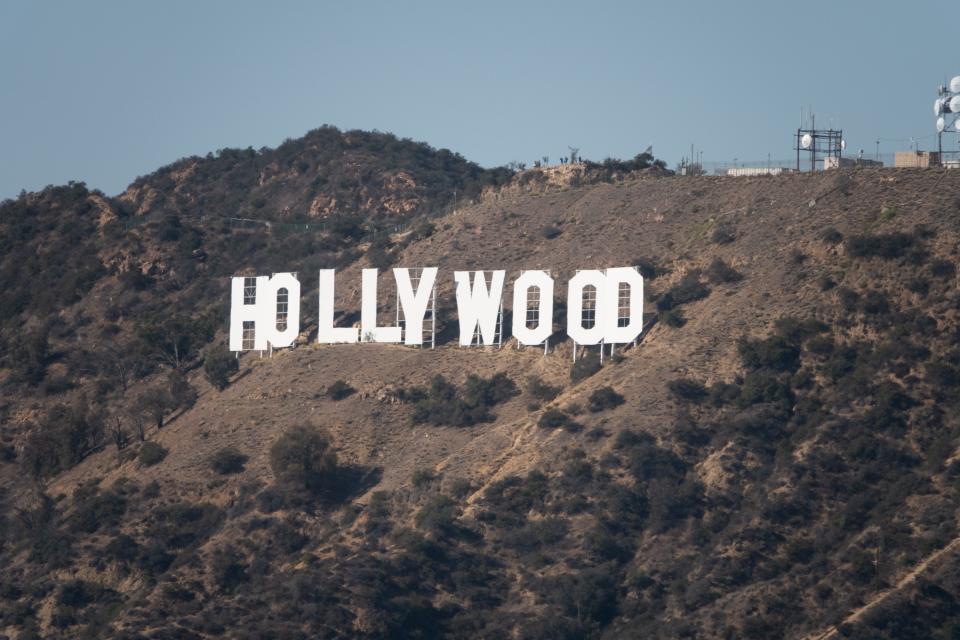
0, 1, 954, 198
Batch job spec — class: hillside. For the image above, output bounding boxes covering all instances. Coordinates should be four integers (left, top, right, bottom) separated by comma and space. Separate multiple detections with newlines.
1, 148, 960, 639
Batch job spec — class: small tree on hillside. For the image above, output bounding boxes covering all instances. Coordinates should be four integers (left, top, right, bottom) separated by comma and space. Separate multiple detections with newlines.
269, 425, 338, 497
136, 385, 174, 431
204, 345, 238, 391
167, 370, 197, 410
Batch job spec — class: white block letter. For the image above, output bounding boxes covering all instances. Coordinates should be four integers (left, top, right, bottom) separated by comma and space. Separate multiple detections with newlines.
229, 273, 300, 351
454, 271, 505, 346
511, 270, 554, 345
361, 269, 402, 343
395, 267, 438, 345
317, 269, 359, 344
604, 266, 644, 344
567, 270, 608, 345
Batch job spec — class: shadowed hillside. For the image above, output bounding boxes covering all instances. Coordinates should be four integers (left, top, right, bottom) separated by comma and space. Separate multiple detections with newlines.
1, 142, 960, 638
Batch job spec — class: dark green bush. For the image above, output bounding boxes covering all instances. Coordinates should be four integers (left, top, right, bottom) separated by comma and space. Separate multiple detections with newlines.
411, 468, 438, 489
659, 308, 687, 327
821, 227, 843, 244
327, 379, 355, 400
738, 335, 801, 372
366, 236, 394, 269
204, 344, 239, 391
538, 408, 570, 430
571, 353, 602, 382
148, 502, 223, 550
70, 484, 126, 534
667, 379, 708, 403
415, 495, 459, 534
712, 225, 736, 245
138, 442, 167, 467
269, 425, 338, 496
930, 258, 956, 278
656, 273, 710, 311
634, 257, 667, 280
209, 447, 248, 475
588, 387, 625, 412
21, 401, 104, 478
410, 373, 517, 427
527, 376, 561, 401
845, 232, 915, 259
705, 258, 743, 284
210, 545, 248, 593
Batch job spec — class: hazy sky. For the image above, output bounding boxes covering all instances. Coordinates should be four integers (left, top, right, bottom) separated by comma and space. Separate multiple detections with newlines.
1, 1, 955, 198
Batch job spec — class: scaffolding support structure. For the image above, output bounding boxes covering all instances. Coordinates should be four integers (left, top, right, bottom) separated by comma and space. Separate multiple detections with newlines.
395, 268, 437, 348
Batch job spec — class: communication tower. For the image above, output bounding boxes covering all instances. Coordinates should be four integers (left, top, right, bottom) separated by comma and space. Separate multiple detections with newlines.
933, 75, 960, 161
795, 112, 844, 171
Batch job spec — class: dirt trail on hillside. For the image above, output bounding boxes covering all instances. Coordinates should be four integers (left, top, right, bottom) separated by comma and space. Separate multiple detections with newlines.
808, 536, 960, 639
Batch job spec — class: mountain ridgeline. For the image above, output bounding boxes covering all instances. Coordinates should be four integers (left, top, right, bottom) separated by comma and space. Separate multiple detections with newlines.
1, 130, 960, 639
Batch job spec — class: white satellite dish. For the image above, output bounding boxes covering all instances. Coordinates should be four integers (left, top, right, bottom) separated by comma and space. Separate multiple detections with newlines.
935, 98, 945, 116
938, 116, 946, 132
950, 95, 960, 114
950, 76, 960, 93
841, 139, 846, 151
801, 133, 813, 149
955, 119, 960, 132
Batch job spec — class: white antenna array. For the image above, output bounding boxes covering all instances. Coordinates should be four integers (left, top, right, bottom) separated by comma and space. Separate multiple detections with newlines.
934, 75, 960, 157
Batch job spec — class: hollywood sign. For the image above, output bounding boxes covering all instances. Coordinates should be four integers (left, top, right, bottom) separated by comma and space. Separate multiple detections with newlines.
229, 267, 643, 352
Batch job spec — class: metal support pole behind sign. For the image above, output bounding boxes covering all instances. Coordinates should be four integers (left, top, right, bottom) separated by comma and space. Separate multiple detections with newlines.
430, 282, 436, 349
497, 299, 503, 349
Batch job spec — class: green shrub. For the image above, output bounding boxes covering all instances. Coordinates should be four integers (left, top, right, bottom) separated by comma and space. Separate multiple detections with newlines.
209, 447, 248, 475
210, 545, 248, 593
821, 227, 843, 244
660, 308, 687, 327
411, 219, 436, 240
538, 408, 567, 429
712, 225, 736, 245
69, 484, 126, 534
930, 258, 956, 278
366, 235, 394, 269
571, 353, 602, 382
540, 225, 562, 239
138, 442, 168, 467
705, 258, 743, 284
527, 376, 561, 401
410, 373, 517, 427
667, 379, 708, 403
738, 335, 801, 372
634, 257, 667, 280
656, 273, 711, 311
204, 344, 238, 391
21, 401, 103, 478
845, 232, 915, 259
269, 425, 338, 496
837, 287, 860, 312
411, 468, 438, 489
537, 409, 580, 432
148, 502, 223, 550
818, 275, 836, 291
167, 370, 197, 410
415, 495, 459, 534
57, 579, 118, 609
588, 387, 625, 412
326, 379, 355, 400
